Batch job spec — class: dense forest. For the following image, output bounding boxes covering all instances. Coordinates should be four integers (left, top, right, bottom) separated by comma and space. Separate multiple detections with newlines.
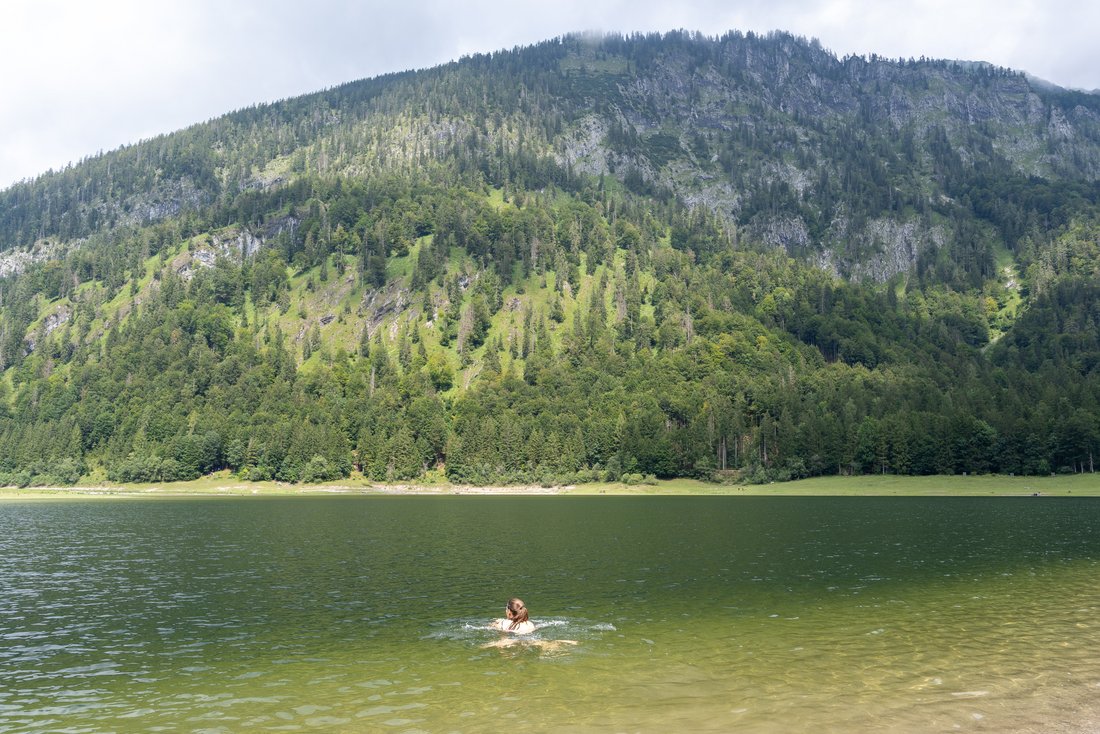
0, 30, 1098, 487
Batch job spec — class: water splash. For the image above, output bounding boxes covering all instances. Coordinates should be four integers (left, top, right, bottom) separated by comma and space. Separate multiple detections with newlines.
424, 617, 615, 645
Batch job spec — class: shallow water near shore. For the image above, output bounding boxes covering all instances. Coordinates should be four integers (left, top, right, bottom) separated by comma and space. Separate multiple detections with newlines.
1, 496, 1098, 732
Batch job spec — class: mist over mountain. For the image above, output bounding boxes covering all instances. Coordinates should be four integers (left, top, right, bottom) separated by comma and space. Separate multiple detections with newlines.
1, 30, 1097, 487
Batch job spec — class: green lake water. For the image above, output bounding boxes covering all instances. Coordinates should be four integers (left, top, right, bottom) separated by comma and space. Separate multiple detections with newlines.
1, 496, 1099, 733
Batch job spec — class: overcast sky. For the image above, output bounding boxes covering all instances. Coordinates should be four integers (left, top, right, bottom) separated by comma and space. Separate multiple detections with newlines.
1, 0, 1097, 189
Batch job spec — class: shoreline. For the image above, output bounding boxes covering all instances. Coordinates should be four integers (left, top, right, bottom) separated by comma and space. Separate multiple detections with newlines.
0, 481, 568, 500
1, 473, 1099, 499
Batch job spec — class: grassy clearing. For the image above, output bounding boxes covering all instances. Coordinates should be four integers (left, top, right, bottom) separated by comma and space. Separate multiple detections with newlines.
657, 474, 1100, 496
3, 473, 1099, 501
0, 472, 376, 501
987, 243, 1022, 342
576, 474, 1100, 496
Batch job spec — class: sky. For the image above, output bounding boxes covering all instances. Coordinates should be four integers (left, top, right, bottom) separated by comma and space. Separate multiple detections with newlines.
1, 0, 1097, 189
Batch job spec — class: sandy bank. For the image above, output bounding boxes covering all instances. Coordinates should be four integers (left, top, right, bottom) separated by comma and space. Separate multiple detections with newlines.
0, 482, 567, 500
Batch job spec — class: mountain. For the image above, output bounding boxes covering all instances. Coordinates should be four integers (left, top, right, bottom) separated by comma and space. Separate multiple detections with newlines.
0, 30, 1097, 487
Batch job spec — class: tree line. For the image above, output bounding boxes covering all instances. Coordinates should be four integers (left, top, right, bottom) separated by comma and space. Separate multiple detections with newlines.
0, 173, 1097, 487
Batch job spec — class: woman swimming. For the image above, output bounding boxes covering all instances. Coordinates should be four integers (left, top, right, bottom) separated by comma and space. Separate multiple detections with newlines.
493, 597, 536, 634
484, 598, 577, 651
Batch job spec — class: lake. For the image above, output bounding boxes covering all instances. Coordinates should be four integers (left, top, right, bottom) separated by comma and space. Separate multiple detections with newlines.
1, 496, 1098, 732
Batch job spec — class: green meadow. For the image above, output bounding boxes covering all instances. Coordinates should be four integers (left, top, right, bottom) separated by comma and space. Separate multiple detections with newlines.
2, 472, 1097, 499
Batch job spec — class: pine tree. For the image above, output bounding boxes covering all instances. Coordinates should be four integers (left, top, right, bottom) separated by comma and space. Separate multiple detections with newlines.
358, 326, 371, 358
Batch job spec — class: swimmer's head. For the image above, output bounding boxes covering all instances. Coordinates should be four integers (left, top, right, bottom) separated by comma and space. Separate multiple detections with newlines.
506, 598, 529, 629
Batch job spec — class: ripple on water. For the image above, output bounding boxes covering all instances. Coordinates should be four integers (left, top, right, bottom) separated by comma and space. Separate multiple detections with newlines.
4, 497, 1100, 733
425, 617, 614, 646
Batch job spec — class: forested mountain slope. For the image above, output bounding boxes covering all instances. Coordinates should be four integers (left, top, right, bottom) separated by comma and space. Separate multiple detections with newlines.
0, 30, 1097, 486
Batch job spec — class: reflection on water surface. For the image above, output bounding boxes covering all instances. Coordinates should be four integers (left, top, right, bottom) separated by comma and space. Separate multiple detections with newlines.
1, 496, 1098, 732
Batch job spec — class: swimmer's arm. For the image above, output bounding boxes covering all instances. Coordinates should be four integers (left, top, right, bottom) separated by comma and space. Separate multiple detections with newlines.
482, 638, 578, 650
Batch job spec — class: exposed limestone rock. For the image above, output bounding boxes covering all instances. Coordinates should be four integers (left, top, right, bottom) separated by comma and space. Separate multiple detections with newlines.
0, 239, 66, 277
560, 115, 611, 175
42, 307, 71, 336
749, 217, 812, 255
819, 217, 948, 283
22, 305, 74, 355
362, 283, 410, 330
749, 214, 947, 283
211, 230, 263, 259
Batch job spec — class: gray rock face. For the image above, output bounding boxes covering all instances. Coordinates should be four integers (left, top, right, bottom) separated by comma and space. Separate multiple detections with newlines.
42, 307, 71, 336
211, 230, 263, 259
6, 32, 1100, 287
552, 34, 1100, 279
827, 217, 947, 283
0, 239, 66, 277
750, 217, 812, 256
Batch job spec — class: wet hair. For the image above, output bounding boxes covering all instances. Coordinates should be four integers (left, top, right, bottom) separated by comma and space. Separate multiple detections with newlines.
506, 598, 529, 630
